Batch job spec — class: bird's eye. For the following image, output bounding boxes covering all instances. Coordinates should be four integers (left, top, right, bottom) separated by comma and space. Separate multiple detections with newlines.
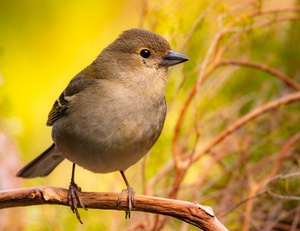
140, 49, 151, 58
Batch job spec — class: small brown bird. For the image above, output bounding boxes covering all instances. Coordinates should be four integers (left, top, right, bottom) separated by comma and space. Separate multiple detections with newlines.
17, 28, 189, 222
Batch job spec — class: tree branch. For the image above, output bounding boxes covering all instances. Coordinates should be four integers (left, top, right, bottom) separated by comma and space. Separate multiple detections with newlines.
218, 60, 300, 91
191, 91, 300, 164
0, 186, 228, 231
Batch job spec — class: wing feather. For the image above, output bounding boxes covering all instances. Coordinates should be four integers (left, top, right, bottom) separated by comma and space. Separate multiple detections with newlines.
46, 76, 97, 126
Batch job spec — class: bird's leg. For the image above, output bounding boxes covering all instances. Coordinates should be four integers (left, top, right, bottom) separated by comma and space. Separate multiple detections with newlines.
117, 170, 136, 219
68, 163, 87, 224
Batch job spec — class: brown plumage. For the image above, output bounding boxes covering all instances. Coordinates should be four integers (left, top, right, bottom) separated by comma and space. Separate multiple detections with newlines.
17, 28, 189, 222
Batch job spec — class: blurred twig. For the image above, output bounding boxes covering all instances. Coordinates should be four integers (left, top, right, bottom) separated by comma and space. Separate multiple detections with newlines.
193, 92, 300, 163
169, 4, 300, 202
218, 60, 300, 91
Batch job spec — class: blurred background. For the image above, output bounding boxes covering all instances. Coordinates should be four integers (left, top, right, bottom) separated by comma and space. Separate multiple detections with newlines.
0, 0, 300, 230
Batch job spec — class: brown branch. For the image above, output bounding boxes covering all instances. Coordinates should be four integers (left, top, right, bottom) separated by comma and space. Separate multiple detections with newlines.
176, 6, 300, 129
242, 132, 300, 230
172, 12, 300, 165
191, 91, 300, 164
222, 6, 300, 30
0, 186, 228, 231
218, 60, 300, 91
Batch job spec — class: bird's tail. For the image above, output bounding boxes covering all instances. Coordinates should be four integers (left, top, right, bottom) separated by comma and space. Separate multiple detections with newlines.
16, 144, 65, 178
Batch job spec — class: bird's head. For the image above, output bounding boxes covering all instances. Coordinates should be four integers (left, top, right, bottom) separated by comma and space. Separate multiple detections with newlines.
97, 29, 189, 83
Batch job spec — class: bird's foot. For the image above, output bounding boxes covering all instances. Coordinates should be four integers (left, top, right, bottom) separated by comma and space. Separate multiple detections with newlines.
68, 181, 87, 224
117, 186, 136, 219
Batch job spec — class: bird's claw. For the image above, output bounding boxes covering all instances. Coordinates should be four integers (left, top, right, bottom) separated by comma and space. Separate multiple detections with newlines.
68, 181, 87, 224
117, 186, 136, 219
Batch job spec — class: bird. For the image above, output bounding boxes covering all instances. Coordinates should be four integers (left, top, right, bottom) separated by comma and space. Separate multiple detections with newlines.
16, 28, 189, 223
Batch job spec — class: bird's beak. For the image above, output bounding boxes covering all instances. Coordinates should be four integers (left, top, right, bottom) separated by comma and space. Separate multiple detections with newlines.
160, 50, 189, 67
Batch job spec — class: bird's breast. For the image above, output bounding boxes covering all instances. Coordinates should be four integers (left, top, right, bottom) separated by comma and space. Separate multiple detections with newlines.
52, 81, 167, 173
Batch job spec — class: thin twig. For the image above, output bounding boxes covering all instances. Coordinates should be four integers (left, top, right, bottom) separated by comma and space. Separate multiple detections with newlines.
267, 190, 300, 201
218, 60, 300, 91
191, 91, 300, 164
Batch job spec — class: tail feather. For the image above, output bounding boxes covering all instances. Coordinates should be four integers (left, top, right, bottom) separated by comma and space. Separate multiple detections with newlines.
16, 144, 65, 178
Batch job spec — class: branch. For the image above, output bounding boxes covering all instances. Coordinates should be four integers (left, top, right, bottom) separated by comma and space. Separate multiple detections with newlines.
0, 186, 228, 231
191, 91, 300, 163
218, 60, 300, 91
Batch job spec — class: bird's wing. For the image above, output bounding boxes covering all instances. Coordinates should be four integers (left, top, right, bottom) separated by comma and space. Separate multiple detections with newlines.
47, 77, 97, 126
